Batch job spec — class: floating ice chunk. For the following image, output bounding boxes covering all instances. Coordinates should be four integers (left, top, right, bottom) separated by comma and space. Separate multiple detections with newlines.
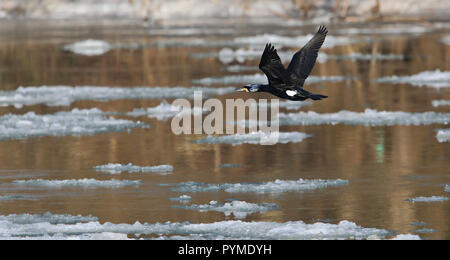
445, 185, 450, 192
169, 195, 193, 202
390, 234, 421, 240
0, 195, 36, 201
375, 70, 450, 88
166, 178, 349, 194
233, 34, 362, 49
148, 28, 235, 37
12, 178, 141, 188
411, 228, 437, 234
0, 212, 98, 225
174, 200, 279, 219
276, 109, 450, 126
225, 65, 259, 72
441, 35, 450, 45
192, 73, 351, 85
194, 48, 402, 65
0, 86, 235, 108
432, 100, 450, 107
0, 212, 410, 240
405, 196, 449, 202
63, 39, 112, 56
126, 100, 207, 121
193, 132, 311, 146
337, 26, 431, 35
410, 221, 428, 227
436, 129, 450, 142
0, 108, 146, 141
93, 163, 173, 174
218, 164, 243, 168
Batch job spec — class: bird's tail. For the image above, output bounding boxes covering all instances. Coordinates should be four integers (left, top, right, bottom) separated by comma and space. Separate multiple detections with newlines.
308, 93, 328, 100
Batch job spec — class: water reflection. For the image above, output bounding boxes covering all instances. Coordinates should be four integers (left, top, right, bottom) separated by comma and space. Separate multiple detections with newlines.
0, 22, 449, 239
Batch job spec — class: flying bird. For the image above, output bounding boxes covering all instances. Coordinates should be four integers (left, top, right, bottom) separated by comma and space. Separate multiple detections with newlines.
237, 26, 328, 101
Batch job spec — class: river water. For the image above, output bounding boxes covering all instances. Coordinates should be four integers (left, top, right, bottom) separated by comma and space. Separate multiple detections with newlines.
0, 20, 449, 240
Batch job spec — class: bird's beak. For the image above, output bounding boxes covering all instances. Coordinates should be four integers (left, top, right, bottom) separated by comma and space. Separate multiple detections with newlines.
236, 87, 249, 92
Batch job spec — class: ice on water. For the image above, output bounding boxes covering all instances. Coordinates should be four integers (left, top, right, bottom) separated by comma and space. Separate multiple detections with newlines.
445, 185, 450, 193
126, 100, 207, 121
63, 39, 112, 56
193, 132, 312, 146
405, 196, 449, 203
0, 212, 419, 240
94, 163, 174, 174
0, 108, 147, 141
436, 129, 450, 142
169, 195, 193, 202
173, 200, 279, 219
432, 100, 450, 107
375, 70, 450, 88
441, 35, 450, 45
0, 212, 98, 225
192, 73, 351, 85
12, 178, 141, 188
276, 109, 450, 126
0, 86, 235, 108
167, 178, 349, 194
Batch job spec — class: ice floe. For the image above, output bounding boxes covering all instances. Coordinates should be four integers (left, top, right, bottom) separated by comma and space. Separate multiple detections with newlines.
0, 108, 146, 141
173, 200, 279, 219
405, 196, 449, 202
168, 195, 193, 202
193, 48, 403, 65
0, 195, 34, 201
432, 100, 450, 107
436, 129, 450, 142
0, 212, 416, 240
411, 228, 437, 234
12, 178, 141, 188
445, 185, 449, 192
165, 178, 349, 194
225, 65, 259, 72
93, 163, 173, 174
218, 164, 243, 168
337, 26, 431, 35
389, 234, 421, 240
193, 132, 311, 146
0, 86, 235, 108
192, 73, 352, 85
441, 35, 450, 45
62, 39, 112, 56
273, 109, 450, 126
0, 212, 98, 225
375, 70, 450, 88
125, 100, 207, 121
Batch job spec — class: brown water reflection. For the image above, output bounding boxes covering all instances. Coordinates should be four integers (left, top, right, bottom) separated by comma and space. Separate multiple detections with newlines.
0, 22, 449, 239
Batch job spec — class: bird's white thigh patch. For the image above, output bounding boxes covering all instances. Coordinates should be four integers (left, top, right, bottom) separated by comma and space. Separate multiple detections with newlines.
286, 90, 297, 97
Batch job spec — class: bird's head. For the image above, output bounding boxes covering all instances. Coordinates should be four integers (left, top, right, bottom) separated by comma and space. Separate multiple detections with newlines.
237, 84, 261, 93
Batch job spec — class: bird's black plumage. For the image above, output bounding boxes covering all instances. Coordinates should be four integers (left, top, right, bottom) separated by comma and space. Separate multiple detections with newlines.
238, 26, 328, 101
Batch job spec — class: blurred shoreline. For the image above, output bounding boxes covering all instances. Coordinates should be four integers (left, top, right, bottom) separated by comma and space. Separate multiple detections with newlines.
0, 0, 449, 26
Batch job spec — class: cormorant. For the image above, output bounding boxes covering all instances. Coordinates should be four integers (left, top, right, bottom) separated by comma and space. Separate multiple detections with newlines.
237, 26, 328, 101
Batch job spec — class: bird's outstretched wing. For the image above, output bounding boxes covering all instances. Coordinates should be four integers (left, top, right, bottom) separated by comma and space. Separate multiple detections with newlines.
287, 25, 328, 87
259, 43, 293, 85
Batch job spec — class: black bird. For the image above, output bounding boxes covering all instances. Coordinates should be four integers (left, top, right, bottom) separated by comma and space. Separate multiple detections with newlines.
237, 26, 328, 101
